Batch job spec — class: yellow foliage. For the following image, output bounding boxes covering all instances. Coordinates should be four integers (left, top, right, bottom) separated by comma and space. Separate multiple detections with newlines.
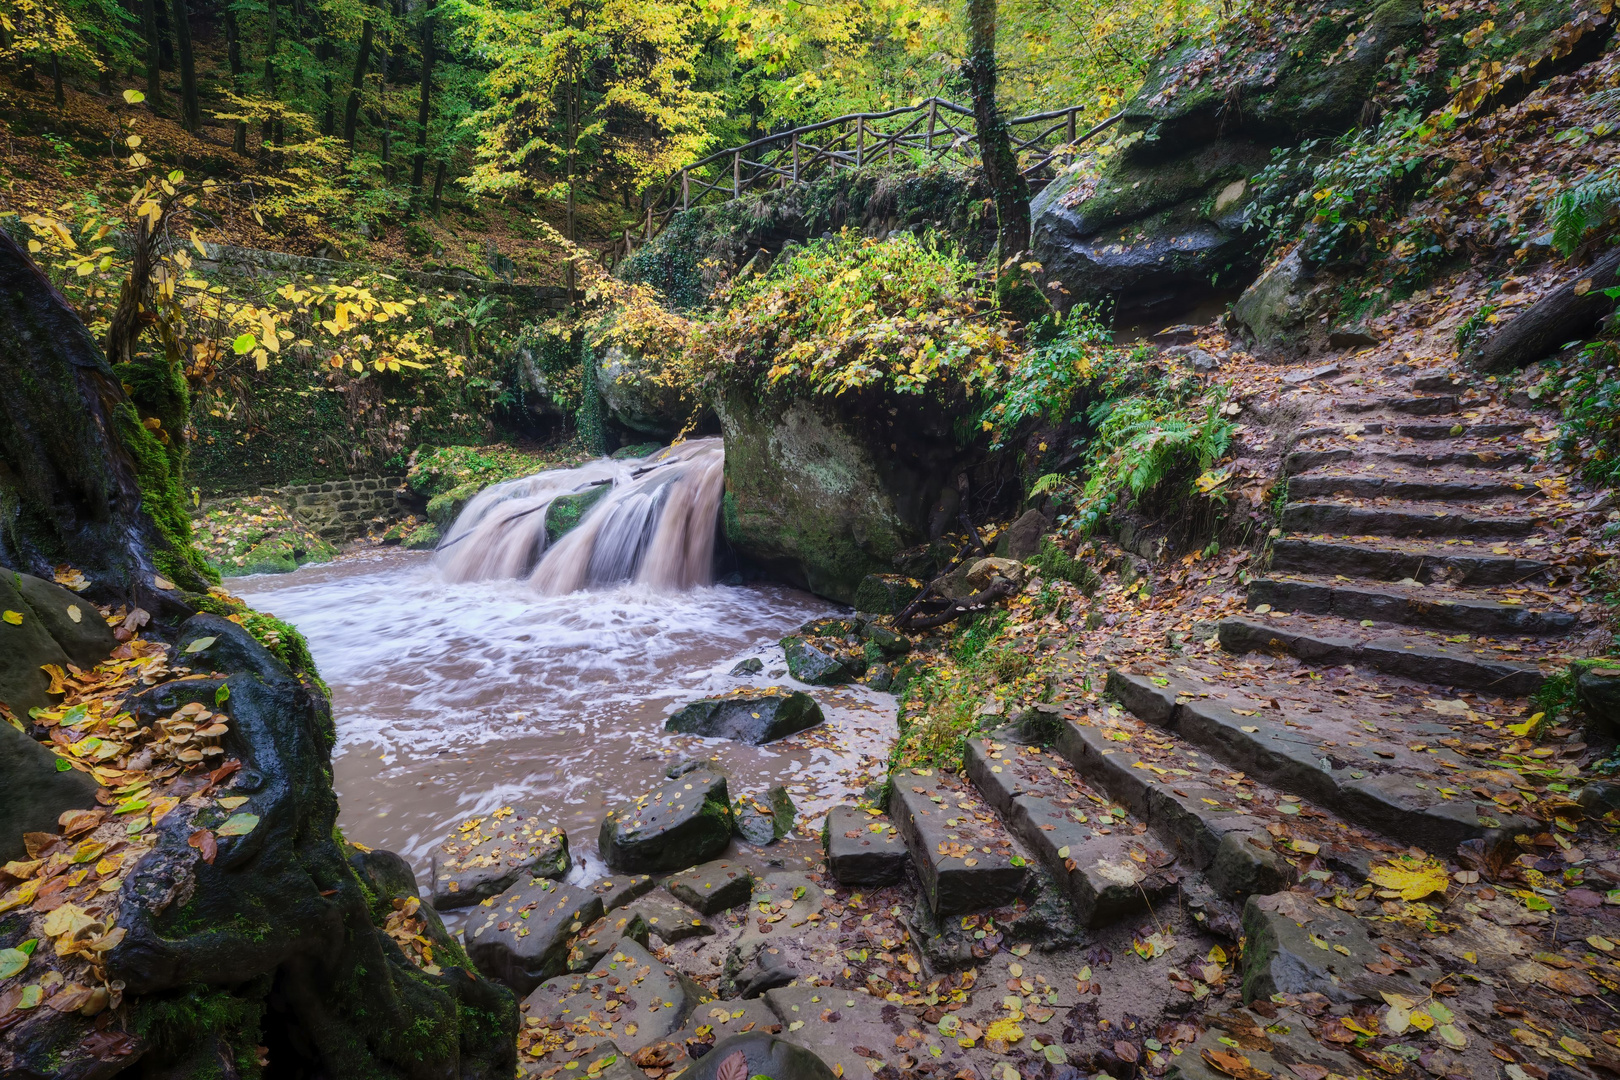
1368, 858, 1450, 901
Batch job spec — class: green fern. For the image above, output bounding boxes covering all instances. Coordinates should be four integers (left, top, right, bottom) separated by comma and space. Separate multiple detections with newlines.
1551, 165, 1620, 257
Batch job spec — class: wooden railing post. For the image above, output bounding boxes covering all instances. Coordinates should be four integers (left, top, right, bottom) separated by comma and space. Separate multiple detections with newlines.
733, 150, 740, 198
1067, 109, 1077, 165
645, 204, 652, 240
856, 117, 864, 168
792, 132, 799, 183
682, 170, 689, 210
927, 99, 936, 154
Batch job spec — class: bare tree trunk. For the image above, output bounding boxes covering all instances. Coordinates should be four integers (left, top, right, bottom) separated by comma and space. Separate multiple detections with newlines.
410, 0, 436, 195
224, 9, 248, 153
170, 0, 201, 131
964, 0, 1029, 261
141, 0, 164, 112
49, 52, 64, 105
97, 45, 113, 95
0, 231, 212, 611
260, 0, 279, 155
431, 158, 446, 214
343, 8, 377, 150
1479, 249, 1620, 370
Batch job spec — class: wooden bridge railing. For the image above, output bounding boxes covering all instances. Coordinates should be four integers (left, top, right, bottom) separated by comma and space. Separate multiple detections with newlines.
599, 98, 1123, 268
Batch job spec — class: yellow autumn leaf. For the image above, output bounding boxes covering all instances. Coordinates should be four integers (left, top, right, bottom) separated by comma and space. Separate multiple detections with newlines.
985, 1018, 1024, 1044
1368, 858, 1449, 900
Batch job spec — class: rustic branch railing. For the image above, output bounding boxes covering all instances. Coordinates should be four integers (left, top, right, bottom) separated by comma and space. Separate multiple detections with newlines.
600, 98, 1122, 267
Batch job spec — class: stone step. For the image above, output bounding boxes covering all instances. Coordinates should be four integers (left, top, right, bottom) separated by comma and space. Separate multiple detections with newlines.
887, 768, 1030, 917
963, 733, 1176, 927
1286, 447, 1531, 472
1052, 714, 1359, 900
1281, 499, 1537, 538
1270, 536, 1553, 585
1391, 420, 1529, 440
1102, 667, 1537, 856
1340, 394, 1460, 416
1247, 575, 1578, 636
1217, 615, 1548, 695
1287, 472, 1522, 501
1412, 373, 1463, 392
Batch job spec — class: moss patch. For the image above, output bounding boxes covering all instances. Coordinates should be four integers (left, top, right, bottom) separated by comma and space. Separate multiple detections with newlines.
114, 402, 219, 591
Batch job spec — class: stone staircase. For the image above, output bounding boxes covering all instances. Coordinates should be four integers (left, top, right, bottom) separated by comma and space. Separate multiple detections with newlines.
879, 369, 1586, 950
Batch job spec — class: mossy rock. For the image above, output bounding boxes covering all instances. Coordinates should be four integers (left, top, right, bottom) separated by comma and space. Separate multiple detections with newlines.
425, 480, 483, 527
402, 521, 442, 550
545, 483, 610, 543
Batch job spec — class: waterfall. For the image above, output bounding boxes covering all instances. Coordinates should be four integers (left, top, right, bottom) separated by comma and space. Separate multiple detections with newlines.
435, 438, 726, 594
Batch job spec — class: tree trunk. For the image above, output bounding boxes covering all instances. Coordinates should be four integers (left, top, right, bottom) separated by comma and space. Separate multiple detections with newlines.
1479, 249, 1620, 371
170, 0, 200, 130
224, 9, 248, 153
431, 158, 446, 214
141, 0, 164, 112
49, 52, 64, 105
97, 45, 113, 95
318, 29, 335, 137
0, 231, 212, 613
343, 10, 377, 150
410, 0, 436, 194
964, 0, 1028, 261
260, 0, 279, 154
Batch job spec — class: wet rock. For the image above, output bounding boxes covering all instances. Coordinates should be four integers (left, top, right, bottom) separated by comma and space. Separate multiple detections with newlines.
521, 938, 703, 1060
428, 810, 569, 909
853, 573, 921, 615
822, 805, 908, 886
544, 483, 610, 543
1210, 831, 1292, 899
0, 721, 100, 863
1576, 661, 1620, 739
1578, 781, 1620, 819
998, 508, 1052, 562
665, 690, 824, 745
1241, 890, 1432, 1004
735, 872, 828, 959
643, 999, 781, 1070
599, 768, 734, 874
965, 556, 1025, 592
686, 1031, 838, 1080
567, 909, 652, 972
14, 572, 116, 670
621, 891, 714, 944
666, 858, 755, 914
735, 785, 796, 845
466, 878, 605, 994
766, 986, 934, 1078
587, 873, 656, 912
859, 620, 910, 656
864, 663, 893, 691
595, 337, 713, 439
729, 657, 764, 676
0, 571, 72, 716
781, 636, 852, 686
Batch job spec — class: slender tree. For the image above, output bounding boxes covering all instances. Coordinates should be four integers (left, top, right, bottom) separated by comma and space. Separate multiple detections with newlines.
140, 0, 162, 110
169, 0, 200, 130
964, 0, 1028, 260
259, 0, 279, 153
411, 0, 436, 194
223, 5, 247, 152
343, 1, 378, 149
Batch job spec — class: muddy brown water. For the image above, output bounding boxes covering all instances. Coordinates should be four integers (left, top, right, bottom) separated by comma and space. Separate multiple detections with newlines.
234, 549, 896, 893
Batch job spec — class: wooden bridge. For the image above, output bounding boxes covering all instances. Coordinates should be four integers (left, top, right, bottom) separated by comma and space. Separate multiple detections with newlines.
603, 97, 1122, 264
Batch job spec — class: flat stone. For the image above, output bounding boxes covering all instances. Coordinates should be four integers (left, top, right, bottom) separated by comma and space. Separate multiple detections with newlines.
781, 636, 853, 685
1288, 473, 1518, 500
586, 873, 656, 912
0, 571, 71, 716
620, 892, 714, 944
634, 1000, 781, 1072
1281, 501, 1535, 538
0, 722, 100, 864
14, 573, 115, 670
466, 878, 605, 994
822, 805, 908, 886
1164, 1004, 1362, 1080
520, 938, 704, 1060
518, 1040, 637, 1079
730, 657, 764, 676
1268, 537, 1550, 586
429, 808, 569, 909
566, 908, 652, 974
685, 1031, 838, 1080
1247, 576, 1574, 636
966, 735, 1176, 927
665, 690, 824, 745
1282, 363, 1342, 384
735, 785, 796, 845
888, 769, 1028, 916
666, 859, 754, 914
1241, 890, 1435, 1004
599, 769, 733, 874
766, 986, 956, 1079
735, 872, 829, 958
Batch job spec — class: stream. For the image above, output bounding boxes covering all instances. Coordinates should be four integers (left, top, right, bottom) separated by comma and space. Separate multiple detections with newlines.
233, 548, 897, 889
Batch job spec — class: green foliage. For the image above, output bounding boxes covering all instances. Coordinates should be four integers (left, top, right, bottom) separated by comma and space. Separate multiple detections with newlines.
1455, 302, 1499, 351
985, 303, 1115, 443
407, 441, 587, 501
114, 403, 219, 591
1553, 338, 1620, 489
704, 229, 1019, 399
1549, 163, 1620, 257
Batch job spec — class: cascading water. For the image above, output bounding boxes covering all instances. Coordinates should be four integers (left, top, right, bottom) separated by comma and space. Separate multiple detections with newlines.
435, 438, 725, 593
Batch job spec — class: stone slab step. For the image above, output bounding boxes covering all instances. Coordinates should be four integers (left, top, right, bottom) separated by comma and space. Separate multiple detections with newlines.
888, 768, 1029, 917
1270, 536, 1552, 585
1287, 473, 1522, 501
518, 938, 705, 1067
1281, 499, 1536, 538
1218, 616, 1548, 694
1103, 668, 1537, 855
822, 805, 908, 886
1053, 717, 1309, 900
964, 733, 1176, 927
1287, 447, 1531, 473
1412, 373, 1463, 392
1340, 394, 1460, 416
1392, 420, 1529, 440
1248, 575, 1578, 636
467, 878, 606, 995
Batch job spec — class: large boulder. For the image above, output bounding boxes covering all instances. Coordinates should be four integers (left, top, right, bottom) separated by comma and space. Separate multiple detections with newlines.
0, 614, 518, 1079
598, 769, 734, 873
594, 338, 711, 440
716, 386, 1013, 605
428, 809, 570, 909
0, 722, 99, 863
665, 690, 824, 744
1031, 0, 1424, 322
0, 572, 110, 717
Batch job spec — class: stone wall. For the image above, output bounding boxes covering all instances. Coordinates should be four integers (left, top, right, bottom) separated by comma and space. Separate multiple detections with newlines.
268, 475, 415, 540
